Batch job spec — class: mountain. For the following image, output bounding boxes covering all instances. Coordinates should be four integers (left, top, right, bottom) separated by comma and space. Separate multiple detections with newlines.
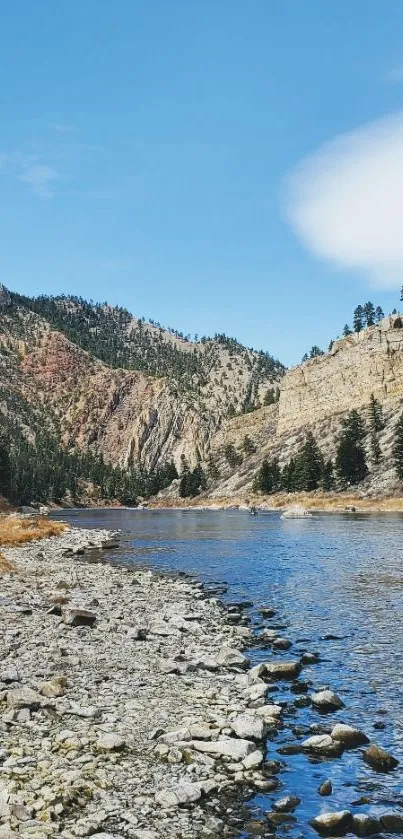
0, 286, 284, 502
2, 285, 403, 506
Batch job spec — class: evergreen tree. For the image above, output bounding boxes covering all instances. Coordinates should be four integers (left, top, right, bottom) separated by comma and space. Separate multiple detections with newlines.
253, 458, 281, 494
179, 465, 206, 498
353, 305, 364, 332
292, 432, 323, 491
393, 414, 403, 481
301, 353, 309, 363
363, 301, 376, 327
281, 458, 296, 492
368, 393, 384, 432
400, 286, 403, 303
336, 410, 368, 485
224, 443, 242, 468
243, 435, 256, 455
321, 459, 335, 491
310, 345, 324, 358
343, 324, 352, 337
328, 340, 334, 352
370, 431, 381, 465
375, 306, 384, 322
207, 455, 219, 481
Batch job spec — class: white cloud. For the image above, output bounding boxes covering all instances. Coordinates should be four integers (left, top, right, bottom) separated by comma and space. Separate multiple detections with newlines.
283, 112, 403, 288
19, 164, 59, 198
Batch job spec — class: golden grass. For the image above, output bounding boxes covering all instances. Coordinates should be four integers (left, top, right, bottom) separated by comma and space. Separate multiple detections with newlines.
150, 491, 403, 513
0, 515, 67, 547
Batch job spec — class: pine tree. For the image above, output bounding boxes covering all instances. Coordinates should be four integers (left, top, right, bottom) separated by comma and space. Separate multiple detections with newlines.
281, 458, 296, 491
363, 301, 376, 327
353, 305, 364, 332
394, 414, 403, 481
0, 438, 11, 498
293, 432, 323, 491
368, 393, 384, 432
253, 458, 281, 494
321, 460, 335, 490
370, 431, 381, 465
400, 286, 403, 303
310, 346, 324, 358
375, 306, 384, 322
343, 324, 352, 337
336, 410, 368, 485
243, 435, 256, 455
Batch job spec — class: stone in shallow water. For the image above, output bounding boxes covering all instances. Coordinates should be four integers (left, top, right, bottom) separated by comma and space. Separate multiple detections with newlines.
363, 743, 399, 772
262, 660, 301, 680
331, 723, 369, 748
302, 734, 343, 756
310, 810, 353, 836
311, 689, 344, 712
318, 779, 332, 796
273, 795, 301, 812
352, 813, 381, 836
380, 813, 403, 833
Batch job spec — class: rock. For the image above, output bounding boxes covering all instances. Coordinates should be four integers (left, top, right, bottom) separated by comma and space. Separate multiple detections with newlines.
273, 637, 292, 650
380, 813, 403, 833
40, 676, 67, 698
243, 749, 264, 769
259, 607, 276, 617
231, 713, 265, 740
318, 780, 332, 796
62, 608, 96, 627
331, 723, 369, 747
6, 687, 42, 709
302, 734, 343, 756
96, 733, 126, 752
191, 737, 255, 761
255, 704, 282, 721
352, 814, 381, 836
363, 743, 399, 772
310, 811, 353, 836
261, 660, 301, 680
273, 796, 301, 812
156, 781, 202, 807
311, 689, 344, 712
301, 652, 319, 665
216, 646, 248, 668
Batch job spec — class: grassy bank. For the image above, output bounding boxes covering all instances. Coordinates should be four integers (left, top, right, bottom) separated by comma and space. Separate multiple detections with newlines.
149, 491, 403, 513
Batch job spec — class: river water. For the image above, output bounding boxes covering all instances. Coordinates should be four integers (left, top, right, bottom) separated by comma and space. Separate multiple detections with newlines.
52, 508, 403, 837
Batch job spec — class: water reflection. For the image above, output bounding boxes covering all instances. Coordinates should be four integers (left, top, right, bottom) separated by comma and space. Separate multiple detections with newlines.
53, 508, 403, 838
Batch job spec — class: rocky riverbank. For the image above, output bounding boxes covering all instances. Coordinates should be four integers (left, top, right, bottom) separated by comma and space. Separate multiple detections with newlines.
0, 524, 278, 839
1, 522, 402, 839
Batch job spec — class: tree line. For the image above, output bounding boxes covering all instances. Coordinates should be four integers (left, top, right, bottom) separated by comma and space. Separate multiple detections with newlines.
253, 395, 403, 494
0, 415, 178, 507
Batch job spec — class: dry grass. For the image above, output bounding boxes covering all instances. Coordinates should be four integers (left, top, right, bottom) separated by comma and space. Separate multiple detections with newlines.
0, 515, 67, 548
150, 491, 403, 513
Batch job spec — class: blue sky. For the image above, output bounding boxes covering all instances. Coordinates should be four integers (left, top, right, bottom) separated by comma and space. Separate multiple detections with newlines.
2, 1, 403, 365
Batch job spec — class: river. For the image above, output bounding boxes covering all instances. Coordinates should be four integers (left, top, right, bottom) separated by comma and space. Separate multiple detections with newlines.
52, 507, 403, 837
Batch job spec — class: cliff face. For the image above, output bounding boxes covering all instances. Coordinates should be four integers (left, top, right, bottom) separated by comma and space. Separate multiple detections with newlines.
205, 317, 403, 499
278, 317, 403, 435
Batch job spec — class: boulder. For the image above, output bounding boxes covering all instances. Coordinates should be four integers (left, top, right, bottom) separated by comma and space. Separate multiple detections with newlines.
273, 638, 292, 650
273, 796, 301, 813
352, 814, 381, 836
318, 780, 332, 796
231, 713, 265, 741
190, 737, 255, 761
6, 687, 42, 709
40, 676, 67, 698
363, 743, 399, 772
311, 689, 344, 712
331, 723, 369, 748
96, 733, 126, 752
216, 647, 248, 669
302, 734, 343, 757
261, 660, 301, 680
243, 749, 264, 769
155, 781, 202, 807
310, 811, 353, 836
62, 608, 96, 627
380, 813, 403, 833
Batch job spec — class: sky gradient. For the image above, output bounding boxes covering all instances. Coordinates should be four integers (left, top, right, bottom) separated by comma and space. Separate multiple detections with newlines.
2, 1, 403, 365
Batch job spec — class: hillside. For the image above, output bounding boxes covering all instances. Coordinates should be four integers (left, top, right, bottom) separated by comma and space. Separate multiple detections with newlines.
0, 286, 284, 503
3, 284, 403, 507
